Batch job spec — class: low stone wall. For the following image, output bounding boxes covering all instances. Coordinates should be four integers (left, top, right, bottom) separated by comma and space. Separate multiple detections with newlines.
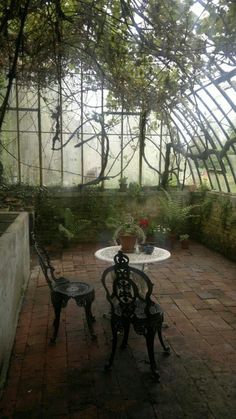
34, 188, 190, 245
0, 212, 30, 389
190, 191, 236, 261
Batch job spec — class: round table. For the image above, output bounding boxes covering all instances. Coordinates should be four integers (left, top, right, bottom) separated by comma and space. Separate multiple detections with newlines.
95, 245, 171, 270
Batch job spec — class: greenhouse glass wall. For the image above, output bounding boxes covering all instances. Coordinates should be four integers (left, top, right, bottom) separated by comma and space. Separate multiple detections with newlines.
0, 0, 235, 192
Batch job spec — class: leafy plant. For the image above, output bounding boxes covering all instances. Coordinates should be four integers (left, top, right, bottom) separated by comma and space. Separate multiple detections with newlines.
112, 214, 146, 243
58, 208, 91, 243
179, 234, 190, 241
119, 177, 128, 185
128, 182, 142, 197
158, 191, 198, 235
219, 197, 232, 229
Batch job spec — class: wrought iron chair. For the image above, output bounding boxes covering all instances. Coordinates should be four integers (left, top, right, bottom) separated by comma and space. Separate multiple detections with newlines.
101, 251, 170, 380
32, 237, 96, 343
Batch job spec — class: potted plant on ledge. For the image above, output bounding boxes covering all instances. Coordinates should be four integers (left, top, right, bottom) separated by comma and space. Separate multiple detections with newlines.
118, 177, 128, 192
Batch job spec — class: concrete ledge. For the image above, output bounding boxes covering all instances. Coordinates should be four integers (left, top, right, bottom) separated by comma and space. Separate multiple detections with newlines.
0, 212, 30, 389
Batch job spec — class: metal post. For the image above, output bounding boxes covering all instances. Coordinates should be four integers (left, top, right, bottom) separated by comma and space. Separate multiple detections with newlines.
101, 77, 105, 190
37, 85, 43, 185
15, 80, 21, 183
81, 66, 84, 184
59, 78, 63, 185
121, 101, 124, 176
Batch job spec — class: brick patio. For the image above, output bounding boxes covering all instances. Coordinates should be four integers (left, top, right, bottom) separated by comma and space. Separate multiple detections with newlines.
1, 242, 236, 419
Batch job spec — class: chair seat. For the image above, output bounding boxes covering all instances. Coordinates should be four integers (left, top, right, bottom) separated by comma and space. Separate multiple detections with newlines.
53, 280, 94, 298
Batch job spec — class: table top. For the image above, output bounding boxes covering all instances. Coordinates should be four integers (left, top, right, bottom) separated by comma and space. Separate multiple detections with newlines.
94, 245, 171, 265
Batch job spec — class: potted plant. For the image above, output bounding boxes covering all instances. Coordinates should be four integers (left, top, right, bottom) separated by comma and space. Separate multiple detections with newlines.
179, 234, 190, 249
113, 214, 146, 253
158, 191, 198, 247
153, 225, 170, 248
138, 218, 173, 248
118, 177, 128, 192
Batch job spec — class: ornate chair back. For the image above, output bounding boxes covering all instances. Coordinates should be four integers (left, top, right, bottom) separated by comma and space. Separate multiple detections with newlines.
101, 251, 153, 322
33, 239, 56, 290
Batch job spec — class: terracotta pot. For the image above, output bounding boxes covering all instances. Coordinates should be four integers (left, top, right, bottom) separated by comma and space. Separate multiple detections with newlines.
181, 240, 189, 249
119, 235, 137, 253
119, 184, 127, 192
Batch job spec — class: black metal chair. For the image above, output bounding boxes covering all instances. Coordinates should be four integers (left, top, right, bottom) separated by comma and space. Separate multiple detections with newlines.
101, 251, 170, 380
32, 238, 96, 343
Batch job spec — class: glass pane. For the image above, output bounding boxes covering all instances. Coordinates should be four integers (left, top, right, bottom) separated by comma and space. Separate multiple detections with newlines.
20, 133, 40, 185
41, 133, 61, 186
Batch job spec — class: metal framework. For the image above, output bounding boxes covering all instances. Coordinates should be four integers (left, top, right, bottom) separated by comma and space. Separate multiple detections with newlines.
0, 2, 235, 192
0, 58, 235, 192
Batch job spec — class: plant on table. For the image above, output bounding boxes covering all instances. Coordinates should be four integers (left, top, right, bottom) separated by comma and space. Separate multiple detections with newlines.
112, 214, 146, 252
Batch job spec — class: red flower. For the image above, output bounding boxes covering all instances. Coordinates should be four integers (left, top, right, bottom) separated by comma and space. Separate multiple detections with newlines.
139, 218, 149, 229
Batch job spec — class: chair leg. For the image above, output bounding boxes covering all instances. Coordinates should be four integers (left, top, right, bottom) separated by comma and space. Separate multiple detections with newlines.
120, 320, 130, 349
84, 301, 97, 340
51, 292, 63, 343
105, 320, 118, 371
145, 329, 160, 381
157, 327, 171, 354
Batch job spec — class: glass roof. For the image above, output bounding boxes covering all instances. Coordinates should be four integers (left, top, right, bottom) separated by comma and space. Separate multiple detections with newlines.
0, 0, 235, 191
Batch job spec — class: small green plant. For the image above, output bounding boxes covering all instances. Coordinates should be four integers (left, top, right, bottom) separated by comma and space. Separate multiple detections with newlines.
219, 197, 232, 229
128, 181, 141, 197
179, 234, 190, 241
197, 180, 210, 193
58, 208, 91, 243
119, 176, 128, 185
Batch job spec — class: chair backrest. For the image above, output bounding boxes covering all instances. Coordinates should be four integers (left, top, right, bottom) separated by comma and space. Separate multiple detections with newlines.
101, 251, 154, 316
32, 235, 56, 289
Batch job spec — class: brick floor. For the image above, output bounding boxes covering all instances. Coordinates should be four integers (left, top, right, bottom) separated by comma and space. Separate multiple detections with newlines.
1, 241, 236, 419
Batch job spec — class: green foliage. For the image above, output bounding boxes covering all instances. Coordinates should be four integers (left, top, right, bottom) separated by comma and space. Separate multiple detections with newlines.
158, 190, 198, 235
128, 182, 142, 197
198, 1, 236, 57
0, 0, 224, 113
112, 214, 146, 243
58, 208, 91, 242
201, 195, 215, 222
0, 183, 48, 210
179, 234, 190, 241
196, 181, 211, 194
218, 196, 233, 229
119, 177, 128, 185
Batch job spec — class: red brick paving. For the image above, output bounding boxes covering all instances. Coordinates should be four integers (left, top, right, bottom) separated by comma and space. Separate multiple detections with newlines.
1, 241, 236, 418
